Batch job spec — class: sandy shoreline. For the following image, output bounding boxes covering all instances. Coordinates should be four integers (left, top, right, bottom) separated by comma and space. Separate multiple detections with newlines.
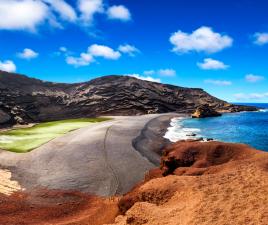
0, 113, 181, 196
133, 113, 184, 165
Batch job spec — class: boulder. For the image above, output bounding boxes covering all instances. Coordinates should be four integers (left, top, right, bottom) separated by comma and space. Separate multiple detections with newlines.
207, 138, 214, 141
14, 116, 27, 125
186, 133, 197, 137
192, 104, 222, 118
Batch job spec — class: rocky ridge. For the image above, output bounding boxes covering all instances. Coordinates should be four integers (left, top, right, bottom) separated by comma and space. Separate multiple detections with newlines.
0, 70, 257, 127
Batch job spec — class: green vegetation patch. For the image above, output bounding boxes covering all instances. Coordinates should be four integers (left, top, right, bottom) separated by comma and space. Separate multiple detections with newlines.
0, 118, 110, 153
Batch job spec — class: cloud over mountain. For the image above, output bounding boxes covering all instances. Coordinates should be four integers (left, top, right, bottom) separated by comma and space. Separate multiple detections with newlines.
0, 60, 16, 72
245, 74, 265, 83
17, 48, 39, 60
204, 79, 232, 86
66, 43, 139, 67
127, 74, 161, 83
197, 58, 229, 70
89, 44, 121, 60
118, 44, 139, 56
234, 92, 268, 100
170, 26, 233, 54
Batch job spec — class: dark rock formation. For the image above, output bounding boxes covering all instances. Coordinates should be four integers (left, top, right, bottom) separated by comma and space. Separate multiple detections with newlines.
0, 70, 258, 126
0, 109, 11, 124
192, 104, 222, 118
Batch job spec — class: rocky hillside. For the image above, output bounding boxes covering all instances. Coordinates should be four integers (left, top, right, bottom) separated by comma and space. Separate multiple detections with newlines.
0, 70, 257, 126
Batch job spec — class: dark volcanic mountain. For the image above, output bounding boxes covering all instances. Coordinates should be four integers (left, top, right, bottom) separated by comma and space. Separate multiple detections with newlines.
0, 70, 256, 126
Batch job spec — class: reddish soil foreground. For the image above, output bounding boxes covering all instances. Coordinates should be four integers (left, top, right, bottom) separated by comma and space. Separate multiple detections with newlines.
0, 189, 119, 225
1, 141, 268, 225
112, 141, 268, 225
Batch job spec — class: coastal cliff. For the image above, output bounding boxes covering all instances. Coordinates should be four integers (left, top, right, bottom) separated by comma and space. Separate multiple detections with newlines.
0, 70, 257, 126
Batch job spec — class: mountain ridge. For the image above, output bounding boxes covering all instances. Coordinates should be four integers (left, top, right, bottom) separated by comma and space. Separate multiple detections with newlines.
0, 70, 257, 126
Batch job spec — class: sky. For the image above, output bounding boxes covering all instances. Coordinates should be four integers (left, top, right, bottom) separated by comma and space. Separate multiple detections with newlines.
0, 0, 268, 103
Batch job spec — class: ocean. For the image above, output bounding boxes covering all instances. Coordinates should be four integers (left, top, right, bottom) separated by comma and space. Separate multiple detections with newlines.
164, 103, 268, 152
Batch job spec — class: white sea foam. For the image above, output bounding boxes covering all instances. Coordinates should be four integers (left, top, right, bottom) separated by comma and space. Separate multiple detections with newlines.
164, 117, 201, 142
259, 109, 268, 112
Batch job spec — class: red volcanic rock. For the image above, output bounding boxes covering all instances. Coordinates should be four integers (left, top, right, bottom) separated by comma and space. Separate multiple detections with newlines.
119, 141, 260, 214
160, 140, 258, 176
112, 141, 268, 225
0, 189, 119, 225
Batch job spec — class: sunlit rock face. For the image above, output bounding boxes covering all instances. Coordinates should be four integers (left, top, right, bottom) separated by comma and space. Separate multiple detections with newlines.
0, 70, 257, 126
192, 104, 222, 118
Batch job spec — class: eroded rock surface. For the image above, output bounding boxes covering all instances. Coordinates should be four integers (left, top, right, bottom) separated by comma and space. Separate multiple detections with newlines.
192, 104, 222, 118
0, 71, 257, 126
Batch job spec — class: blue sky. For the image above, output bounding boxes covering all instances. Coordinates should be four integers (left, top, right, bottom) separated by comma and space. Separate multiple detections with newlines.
0, 0, 268, 102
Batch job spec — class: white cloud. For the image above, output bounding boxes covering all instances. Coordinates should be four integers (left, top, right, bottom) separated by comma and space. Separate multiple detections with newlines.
66, 44, 121, 67
127, 74, 161, 83
17, 48, 39, 59
0, 60, 16, 72
53, 46, 70, 57
59, 46, 67, 52
204, 79, 232, 86
118, 44, 139, 56
107, 5, 131, 21
234, 93, 247, 100
0, 0, 132, 32
44, 0, 77, 22
197, 58, 229, 70
142, 69, 176, 76
170, 26, 233, 54
0, 0, 77, 31
78, 0, 104, 25
245, 74, 265, 83
0, 0, 49, 31
158, 69, 176, 77
89, 44, 121, 60
66, 53, 94, 67
254, 32, 268, 45
234, 92, 268, 100
143, 70, 155, 76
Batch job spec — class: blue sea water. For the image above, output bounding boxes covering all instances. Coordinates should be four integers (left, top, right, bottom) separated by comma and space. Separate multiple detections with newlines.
164, 103, 268, 152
